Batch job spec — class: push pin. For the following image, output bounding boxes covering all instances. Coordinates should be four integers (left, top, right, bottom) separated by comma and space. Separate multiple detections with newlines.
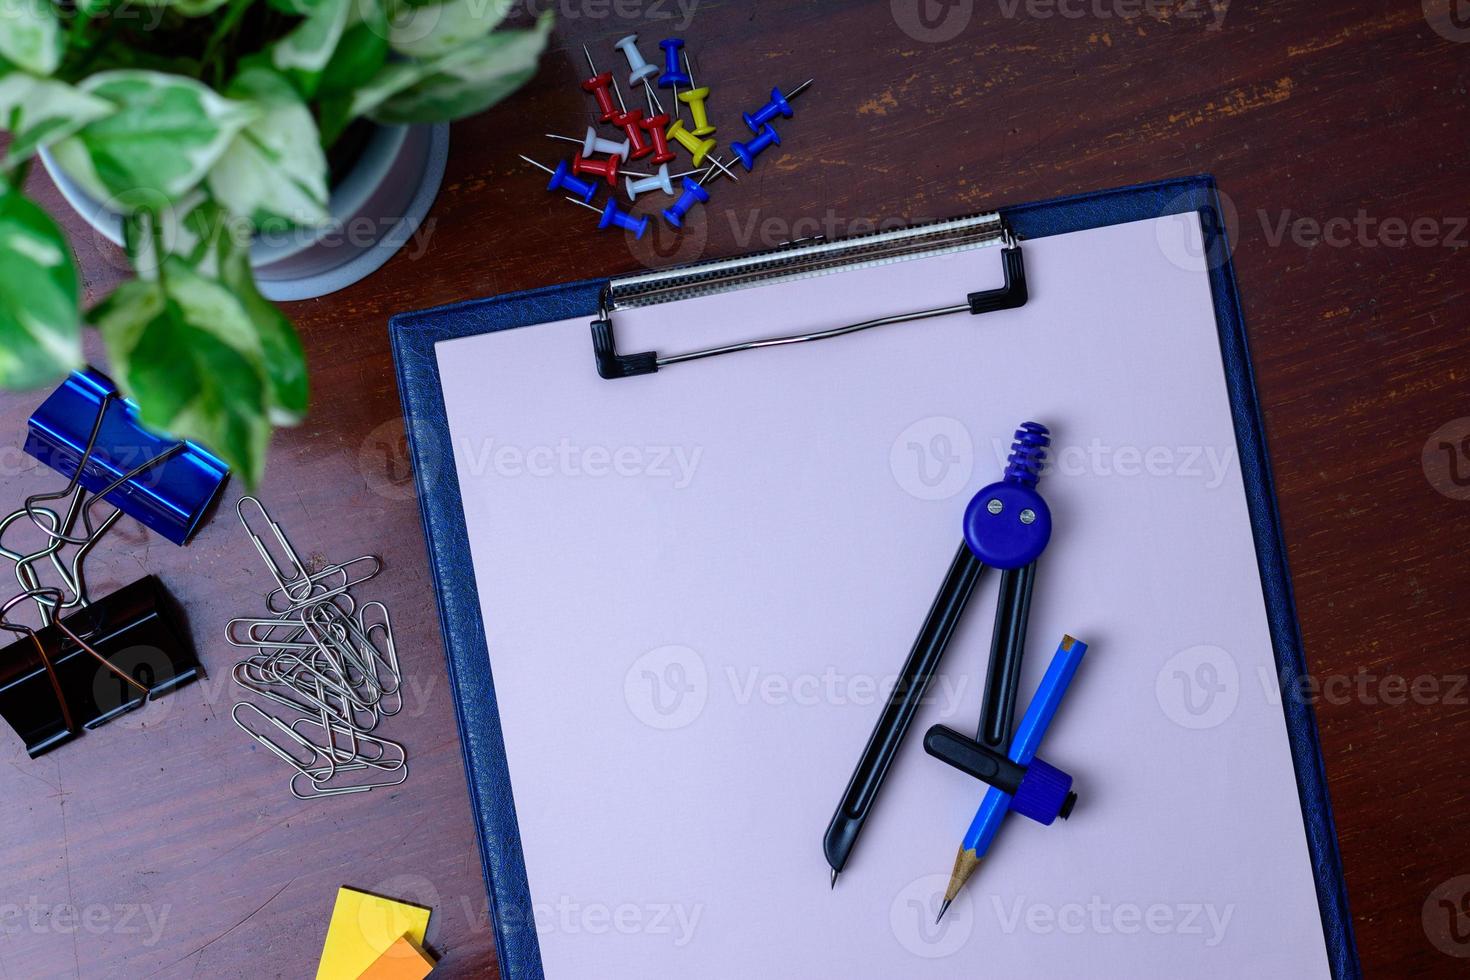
625, 165, 675, 200
731, 123, 781, 171
580, 45, 621, 124
518, 155, 598, 204
677, 51, 716, 137
566, 196, 651, 240
662, 176, 710, 229
666, 118, 716, 167
612, 108, 654, 160
641, 112, 677, 165
658, 38, 691, 88
743, 79, 814, 133
624, 165, 705, 200
572, 151, 622, 188
615, 34, 660, 88
640, 83, 678, 165
546, 127, 630, 161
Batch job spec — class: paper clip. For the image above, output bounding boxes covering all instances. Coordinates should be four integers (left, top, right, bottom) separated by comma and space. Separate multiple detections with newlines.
227, 497, 405, 799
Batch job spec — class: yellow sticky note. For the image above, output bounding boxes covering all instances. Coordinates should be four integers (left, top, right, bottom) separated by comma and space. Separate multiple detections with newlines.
315, 887, 432, 980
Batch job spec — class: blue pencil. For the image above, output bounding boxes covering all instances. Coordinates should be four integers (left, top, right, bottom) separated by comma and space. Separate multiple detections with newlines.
937, 635, 1089, 922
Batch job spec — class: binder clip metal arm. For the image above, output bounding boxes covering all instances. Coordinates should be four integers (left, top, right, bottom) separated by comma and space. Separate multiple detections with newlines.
592, 216, 1028, 379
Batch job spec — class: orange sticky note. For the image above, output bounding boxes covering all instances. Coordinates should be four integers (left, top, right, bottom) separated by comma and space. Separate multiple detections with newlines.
357, 935, 436, 980
316, 887, 431, 980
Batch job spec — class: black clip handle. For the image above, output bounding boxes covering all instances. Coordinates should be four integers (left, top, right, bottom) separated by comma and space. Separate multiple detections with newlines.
967, 244, 1028, 315
592, 318, 659, 380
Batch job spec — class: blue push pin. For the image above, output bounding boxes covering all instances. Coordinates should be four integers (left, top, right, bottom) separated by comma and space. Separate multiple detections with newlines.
520, 155, 597, 204
742, 79, 814, 133
567, 196, 650, 239
658, 38, 691, 89
731, 124, 782, 171
662, 175, 710, 228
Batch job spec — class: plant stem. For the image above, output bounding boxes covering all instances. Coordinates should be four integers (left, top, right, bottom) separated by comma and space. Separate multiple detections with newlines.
201, 0, 255, 88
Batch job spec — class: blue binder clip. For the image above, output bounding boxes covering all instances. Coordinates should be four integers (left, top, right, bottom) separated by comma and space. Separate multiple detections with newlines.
23, 370, 229, 546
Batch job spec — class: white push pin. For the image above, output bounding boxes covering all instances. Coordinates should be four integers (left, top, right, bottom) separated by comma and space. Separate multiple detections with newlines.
615, 34, 660, 88
626, 164, 675, 200
547, 127, 630, 161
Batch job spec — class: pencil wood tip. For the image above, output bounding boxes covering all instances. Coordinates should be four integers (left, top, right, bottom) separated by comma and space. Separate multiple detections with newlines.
943, 848, 982, 905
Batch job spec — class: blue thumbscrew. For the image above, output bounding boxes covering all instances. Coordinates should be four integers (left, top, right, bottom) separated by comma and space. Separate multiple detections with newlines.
963, 422, 1051, 569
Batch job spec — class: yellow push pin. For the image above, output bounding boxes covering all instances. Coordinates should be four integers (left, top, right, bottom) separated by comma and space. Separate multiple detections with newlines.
678, 51, 716, 137
667, 118, 716, 167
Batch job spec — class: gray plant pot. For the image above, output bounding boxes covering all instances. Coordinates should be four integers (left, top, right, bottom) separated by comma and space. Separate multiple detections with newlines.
39, 122, 449, 302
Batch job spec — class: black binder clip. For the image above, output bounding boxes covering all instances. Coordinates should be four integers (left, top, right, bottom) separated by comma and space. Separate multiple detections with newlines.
0, 578, 199, 758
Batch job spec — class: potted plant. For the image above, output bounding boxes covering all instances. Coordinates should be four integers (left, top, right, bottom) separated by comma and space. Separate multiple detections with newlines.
0, 0, 553, 485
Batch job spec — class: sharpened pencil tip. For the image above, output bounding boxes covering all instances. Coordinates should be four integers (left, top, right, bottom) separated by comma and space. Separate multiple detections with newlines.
935, 899, 952, 924
830, 869, 839, 889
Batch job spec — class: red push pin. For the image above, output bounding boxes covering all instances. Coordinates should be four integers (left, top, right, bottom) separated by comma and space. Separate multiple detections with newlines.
641, 113, 676, 165
581, 45, 621, 124
614, 108, 654, 160
572, 151, 621, 187
640, 81, 677, 165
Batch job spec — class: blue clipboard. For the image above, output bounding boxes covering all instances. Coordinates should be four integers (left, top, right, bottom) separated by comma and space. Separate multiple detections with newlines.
389, 175, 1360, 979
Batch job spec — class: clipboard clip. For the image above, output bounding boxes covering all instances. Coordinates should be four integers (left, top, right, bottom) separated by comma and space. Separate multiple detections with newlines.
592, 214, 1027, 380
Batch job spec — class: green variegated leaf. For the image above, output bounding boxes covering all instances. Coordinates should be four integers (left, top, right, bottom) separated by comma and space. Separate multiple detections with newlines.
0, 179, 82, 388
0, 72, 115, 166
320, 0, 389, 95
121, 199, 307, 424
49, 71, 255, 205
91, 258, 273, 486
388, 0, 512, 60
120, 188, 213, 279
358, 10, 551, 124
218, 231, 308, 425
272, 0, 351, 97
0, 0, 63, 76
207, 67, 329, 229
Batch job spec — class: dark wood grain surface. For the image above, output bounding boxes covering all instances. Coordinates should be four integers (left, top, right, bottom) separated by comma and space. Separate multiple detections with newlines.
2, 1, 1467, 976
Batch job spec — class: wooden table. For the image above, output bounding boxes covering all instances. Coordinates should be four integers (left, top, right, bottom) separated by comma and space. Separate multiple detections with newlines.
2, 1, 1466, 975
